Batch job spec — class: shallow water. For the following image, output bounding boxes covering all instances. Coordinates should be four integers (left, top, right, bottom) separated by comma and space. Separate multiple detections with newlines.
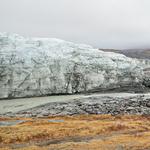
0, 120, 24, 126
0, 95, 84, 114
0, 119, 64, 126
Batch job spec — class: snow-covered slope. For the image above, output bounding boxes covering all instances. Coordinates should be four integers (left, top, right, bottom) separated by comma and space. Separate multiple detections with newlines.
0, 32, 143, 98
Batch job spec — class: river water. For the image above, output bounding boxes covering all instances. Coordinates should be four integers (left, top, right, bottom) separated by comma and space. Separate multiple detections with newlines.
0, 95, 84, 114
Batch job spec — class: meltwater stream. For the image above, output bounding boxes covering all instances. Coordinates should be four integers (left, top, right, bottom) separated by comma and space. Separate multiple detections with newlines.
0, 95, 84, 114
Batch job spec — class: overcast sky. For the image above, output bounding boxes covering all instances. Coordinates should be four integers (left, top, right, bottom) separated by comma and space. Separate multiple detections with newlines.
0, 0, 150, 50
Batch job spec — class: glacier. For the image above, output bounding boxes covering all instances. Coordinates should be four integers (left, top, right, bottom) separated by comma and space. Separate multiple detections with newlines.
0, 32, 143, 98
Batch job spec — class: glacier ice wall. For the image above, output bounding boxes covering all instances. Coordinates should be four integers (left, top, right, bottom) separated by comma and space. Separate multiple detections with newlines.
0, 32, 143, 98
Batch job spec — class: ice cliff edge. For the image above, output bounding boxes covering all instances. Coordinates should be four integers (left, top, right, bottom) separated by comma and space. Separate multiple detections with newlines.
0, 32, 143, 98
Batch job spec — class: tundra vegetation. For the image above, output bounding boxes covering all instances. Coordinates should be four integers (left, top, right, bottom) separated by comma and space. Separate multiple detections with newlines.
0, 114, 150, 150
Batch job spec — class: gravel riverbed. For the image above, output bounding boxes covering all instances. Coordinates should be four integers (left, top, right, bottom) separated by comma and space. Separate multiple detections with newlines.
1, 94, 150, 118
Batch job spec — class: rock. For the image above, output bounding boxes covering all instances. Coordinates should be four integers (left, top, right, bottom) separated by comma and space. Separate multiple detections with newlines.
0, 32, 143, 98
108, 101, 117, 104
49, 110, 59, 115
42, 112, 49, 116
120, 107, 125, 111
76, 110, 86, 114
7, 110, 12, 114
130, 99, 137, 102
127, 107, 135, 111
31, 114, 37, 117
59, 111, 72, 115
85, 108, 93, 113
90, 111, 96, 114
146, 103, 150, 107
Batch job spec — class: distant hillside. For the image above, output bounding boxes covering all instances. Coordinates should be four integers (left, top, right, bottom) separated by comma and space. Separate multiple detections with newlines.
100, 49, 150, 59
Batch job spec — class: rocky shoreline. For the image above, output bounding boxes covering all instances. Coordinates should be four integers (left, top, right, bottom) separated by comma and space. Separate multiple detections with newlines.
1, 94, 150, 118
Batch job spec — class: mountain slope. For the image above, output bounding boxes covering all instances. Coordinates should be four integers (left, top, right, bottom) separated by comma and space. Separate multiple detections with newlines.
100, 49, 150, 59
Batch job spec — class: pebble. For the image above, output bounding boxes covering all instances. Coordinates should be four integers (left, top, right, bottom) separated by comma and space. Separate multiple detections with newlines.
146, 103, 150, 107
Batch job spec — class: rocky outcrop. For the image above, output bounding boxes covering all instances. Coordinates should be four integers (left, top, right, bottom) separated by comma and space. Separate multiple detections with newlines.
0, 32, 144, 98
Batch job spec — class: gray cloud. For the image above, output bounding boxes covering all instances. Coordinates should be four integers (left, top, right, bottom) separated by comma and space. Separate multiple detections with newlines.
0, 0, 150, 49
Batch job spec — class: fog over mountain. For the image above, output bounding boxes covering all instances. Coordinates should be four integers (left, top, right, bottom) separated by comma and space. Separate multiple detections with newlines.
0, 0, 150, 49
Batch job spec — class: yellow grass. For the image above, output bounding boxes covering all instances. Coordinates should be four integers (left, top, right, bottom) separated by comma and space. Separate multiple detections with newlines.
1, 114, 150, 149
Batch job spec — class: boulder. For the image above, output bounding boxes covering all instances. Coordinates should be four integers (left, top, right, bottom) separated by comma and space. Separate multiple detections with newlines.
0, 32, 143, 98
